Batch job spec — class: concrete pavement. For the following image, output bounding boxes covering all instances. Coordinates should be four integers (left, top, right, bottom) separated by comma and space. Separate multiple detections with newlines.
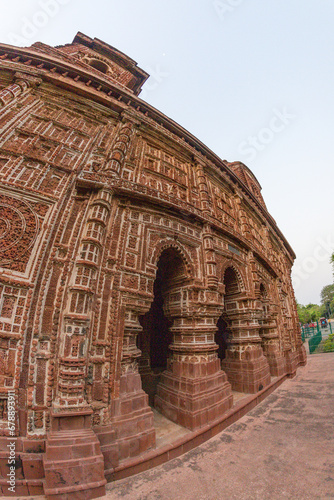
106, 353, 334, 500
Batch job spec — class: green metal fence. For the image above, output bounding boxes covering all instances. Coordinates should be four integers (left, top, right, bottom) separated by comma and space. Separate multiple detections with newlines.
308, 329, 322, 354
301, 322, 323, 354
301, 325, 317, 341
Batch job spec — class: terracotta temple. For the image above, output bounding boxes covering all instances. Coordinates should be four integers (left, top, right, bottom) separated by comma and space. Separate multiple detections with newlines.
0, 33, 306, 498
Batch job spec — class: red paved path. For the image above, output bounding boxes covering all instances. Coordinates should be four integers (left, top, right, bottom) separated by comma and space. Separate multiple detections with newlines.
106, 353, 334, 500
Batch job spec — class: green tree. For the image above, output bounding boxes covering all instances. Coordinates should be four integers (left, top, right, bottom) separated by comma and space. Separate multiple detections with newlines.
297, 303, 322, 323
297, 303, 308, 324
320, 284, 334, 305
319, 303, 327, 317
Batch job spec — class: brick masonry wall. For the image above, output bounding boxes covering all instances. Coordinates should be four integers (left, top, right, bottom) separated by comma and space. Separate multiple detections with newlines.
0, 33, 306, 497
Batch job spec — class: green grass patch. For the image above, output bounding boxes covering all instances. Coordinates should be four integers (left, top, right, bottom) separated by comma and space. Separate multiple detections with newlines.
323, 333, 334, 353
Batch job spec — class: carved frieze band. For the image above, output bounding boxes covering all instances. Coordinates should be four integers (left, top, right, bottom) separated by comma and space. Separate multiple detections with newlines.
0, 72, 41, 107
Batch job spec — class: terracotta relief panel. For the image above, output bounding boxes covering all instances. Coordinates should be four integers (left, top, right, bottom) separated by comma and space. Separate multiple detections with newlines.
210, 180, 236, 229
138, 140, 192, 201
0, 193, 49, 272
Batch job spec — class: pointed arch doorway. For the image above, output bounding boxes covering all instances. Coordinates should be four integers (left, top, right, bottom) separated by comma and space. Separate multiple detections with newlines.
217, 265, 271, 393
139, 244, 233, 430
258, 281, 286, 376
138, 247, 185, 406
215, 267, 240, 364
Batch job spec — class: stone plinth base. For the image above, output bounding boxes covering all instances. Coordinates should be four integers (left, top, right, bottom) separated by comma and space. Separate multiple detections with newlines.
265, 354, 287, 377
155, 357, 233, 431
43, 410, 106, 500
97, 371, 156, 475
285, 350, 299, 376
94, 425, 119, 476
140, 371, 163, 407
222, 348, 271, 393
261, 340, 287, 377
0, 437, 45, 497
298, 344, 307, 366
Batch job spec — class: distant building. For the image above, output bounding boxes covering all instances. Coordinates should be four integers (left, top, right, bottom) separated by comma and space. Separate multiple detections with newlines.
0, 33, 306, 498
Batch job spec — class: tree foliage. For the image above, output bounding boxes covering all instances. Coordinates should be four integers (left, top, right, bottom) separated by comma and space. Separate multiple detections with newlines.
297, 303, 322, 324
297, 252, 334, 323
323, 333, 334, 353
320, 284, 334, 305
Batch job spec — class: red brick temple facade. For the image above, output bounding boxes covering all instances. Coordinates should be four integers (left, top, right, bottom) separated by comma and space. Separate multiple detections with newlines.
0, 33, 306, 498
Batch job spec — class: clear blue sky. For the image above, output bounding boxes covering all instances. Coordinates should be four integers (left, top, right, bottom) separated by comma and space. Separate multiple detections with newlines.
1, 0, 333, 305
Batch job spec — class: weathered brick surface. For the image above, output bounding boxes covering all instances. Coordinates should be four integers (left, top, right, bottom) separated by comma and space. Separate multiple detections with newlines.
0, 32, 306, 497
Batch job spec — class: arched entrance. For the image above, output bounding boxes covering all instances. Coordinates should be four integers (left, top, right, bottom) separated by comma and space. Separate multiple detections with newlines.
138, 244, 233, 430
138, 248, 183, 405
220, 265, 271, 393
216, 266, 240, 364
215, 316, 229, 362
258, 281, 286, 377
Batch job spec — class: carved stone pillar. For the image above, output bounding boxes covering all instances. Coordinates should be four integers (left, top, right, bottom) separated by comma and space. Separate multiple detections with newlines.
296, 323, 307, 367
288, 279, 307, 367
203, 224, 218, 289
104, 112, 138, 175
43, 189, 114, 499
277, 280, 299, 376
259, 304, 286, 377
96, 309, 155, 473
195, 159, 212, 215
221, 298, 271, 393
155, 289, 233, 431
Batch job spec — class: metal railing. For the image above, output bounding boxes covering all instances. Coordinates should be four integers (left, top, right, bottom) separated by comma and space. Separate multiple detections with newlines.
301, 320, 333, 354
301, 324, 318, 343
308, 329, 322, 354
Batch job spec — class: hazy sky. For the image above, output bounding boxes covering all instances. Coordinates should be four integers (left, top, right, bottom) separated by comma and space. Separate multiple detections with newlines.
1, 0, 333, 305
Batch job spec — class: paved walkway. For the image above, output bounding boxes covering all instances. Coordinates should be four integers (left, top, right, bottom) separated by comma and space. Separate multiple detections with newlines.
106, 353, 334, 500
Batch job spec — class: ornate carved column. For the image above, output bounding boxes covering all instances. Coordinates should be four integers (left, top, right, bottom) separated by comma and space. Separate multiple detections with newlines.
220, 255, 271, 393
155, 287, 233, 430
203, 224, 218, 289
258, 301, 286, 377
276, 279, 299, 376
194, 158, 212, 215
221, 295, 271, 393
43, 189, 112, 499
288, 278, 307, 367
295, 321, 307, 367
104, 112, 139, 176
95, 308, 155, 475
